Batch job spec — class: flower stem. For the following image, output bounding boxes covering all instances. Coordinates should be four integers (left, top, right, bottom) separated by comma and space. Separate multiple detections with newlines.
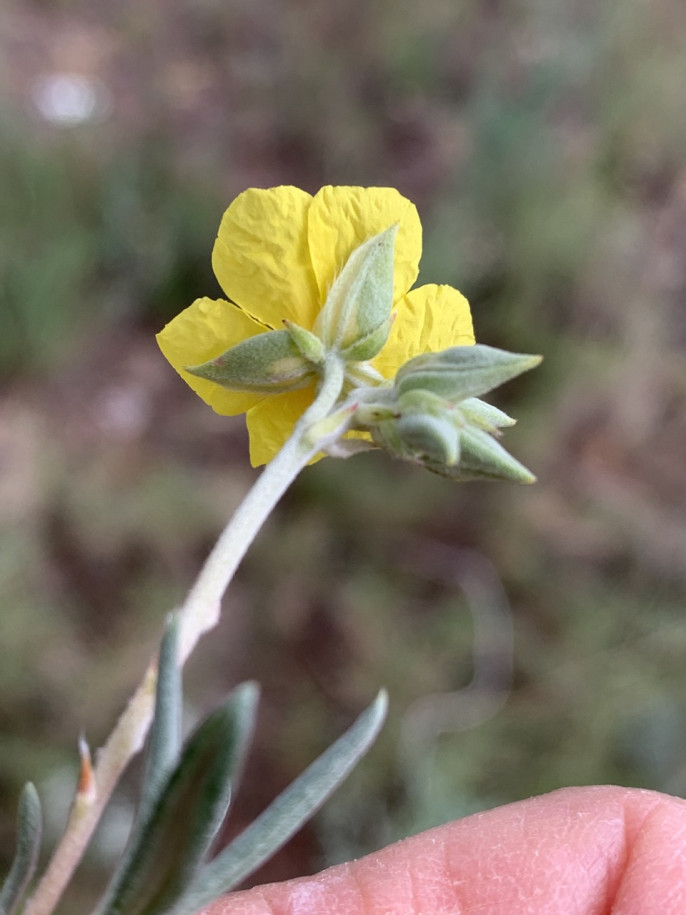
23, 357, 346, 915
177, 354, 345, 661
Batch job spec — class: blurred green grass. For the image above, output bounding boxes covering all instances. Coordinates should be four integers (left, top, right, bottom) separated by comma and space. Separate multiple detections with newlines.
1, 0, 686, 909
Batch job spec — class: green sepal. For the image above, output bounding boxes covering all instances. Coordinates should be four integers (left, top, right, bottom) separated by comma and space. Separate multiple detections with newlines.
339, 313, 395, 362
459, 397, 516, 432
187, 329, 317, 394
283, 320, 325, 364
172, 690, 388, 915
427, 427, 536, 483
315, 225, 397, 354
0, 783, 42, 915
94, 683, 259, 915
395, 345, 542, 403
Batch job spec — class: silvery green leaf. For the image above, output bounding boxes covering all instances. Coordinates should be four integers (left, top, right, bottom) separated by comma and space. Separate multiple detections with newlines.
95, 683, 259, 915
138, 614, 183, 826
395, 345, 541, 403
0, 783, 42, 915
172, 690, 388, 915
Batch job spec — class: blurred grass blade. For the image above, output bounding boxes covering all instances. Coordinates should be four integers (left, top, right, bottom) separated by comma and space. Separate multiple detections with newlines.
0, 782, 42, 915
139, 614, 183, 824
95, 682, 259, 915
174, 690, 388, 914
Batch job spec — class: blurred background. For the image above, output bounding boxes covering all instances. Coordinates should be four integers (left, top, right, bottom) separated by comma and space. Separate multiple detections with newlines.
1, 0, 686, 910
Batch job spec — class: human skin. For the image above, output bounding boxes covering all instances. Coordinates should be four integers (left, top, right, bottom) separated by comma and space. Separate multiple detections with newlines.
205, 786, 686, 915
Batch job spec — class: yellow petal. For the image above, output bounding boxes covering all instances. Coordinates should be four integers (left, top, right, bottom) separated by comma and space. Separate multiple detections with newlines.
307, 187, 422, 305
373, 284, 475, 379
246, 386, 316, 466
212, 187, 320, 330
156, 297, 266, 415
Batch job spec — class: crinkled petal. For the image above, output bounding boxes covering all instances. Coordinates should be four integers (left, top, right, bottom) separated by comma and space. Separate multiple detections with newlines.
373, 284, 474, 379
156, 297, 266, 415
246, 386, 316, 466
307, 187, 422, 305
212, 187, 320, 330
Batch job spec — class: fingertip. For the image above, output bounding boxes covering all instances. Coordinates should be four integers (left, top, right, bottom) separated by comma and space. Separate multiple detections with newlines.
206, 786, 686, 915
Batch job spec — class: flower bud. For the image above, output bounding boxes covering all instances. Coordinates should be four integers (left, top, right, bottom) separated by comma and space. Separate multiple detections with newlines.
353, 384, 535, 483
370, 389, 461, 466
186, 329, 317, 394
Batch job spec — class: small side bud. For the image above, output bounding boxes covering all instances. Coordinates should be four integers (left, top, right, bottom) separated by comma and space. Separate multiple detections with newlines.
187, 329, 318, 394
370, 390, 461, 466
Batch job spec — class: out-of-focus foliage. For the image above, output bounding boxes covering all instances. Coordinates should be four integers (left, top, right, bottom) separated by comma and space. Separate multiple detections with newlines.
1, 0, 686, 911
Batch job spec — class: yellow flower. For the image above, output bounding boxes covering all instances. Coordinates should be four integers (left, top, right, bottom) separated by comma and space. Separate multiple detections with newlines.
156, 186, 474, 466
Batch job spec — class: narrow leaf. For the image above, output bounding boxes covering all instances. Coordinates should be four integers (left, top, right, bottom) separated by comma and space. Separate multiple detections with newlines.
95, 682, 259, 915
174, 690, 388, 914
139, 614, 183, 824
0, 783, 42, 915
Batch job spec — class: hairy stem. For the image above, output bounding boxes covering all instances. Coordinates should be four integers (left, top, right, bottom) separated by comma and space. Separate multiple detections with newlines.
23, 357, 346, 915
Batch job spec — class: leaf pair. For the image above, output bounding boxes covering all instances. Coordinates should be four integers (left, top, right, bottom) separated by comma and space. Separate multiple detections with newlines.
94, 616, 387, 915
94, 616, 257, 915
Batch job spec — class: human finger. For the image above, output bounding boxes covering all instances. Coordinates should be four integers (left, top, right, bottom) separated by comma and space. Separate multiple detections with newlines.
203, 785, 686, 915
